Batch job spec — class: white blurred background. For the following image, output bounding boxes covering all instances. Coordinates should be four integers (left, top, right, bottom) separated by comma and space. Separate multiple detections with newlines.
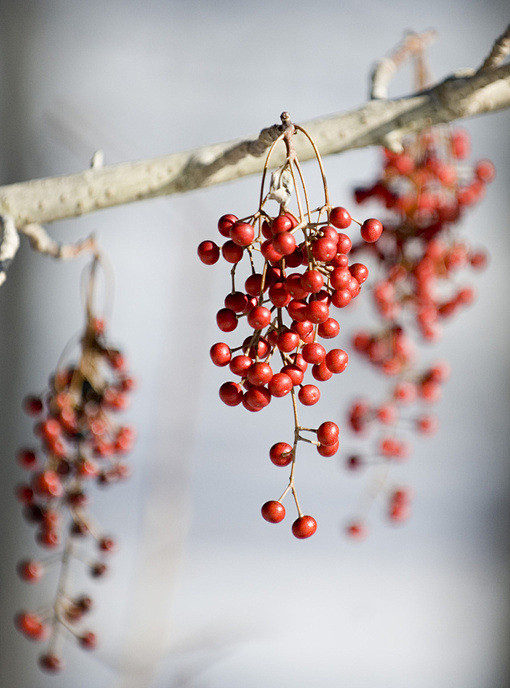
0, 2, 509, 687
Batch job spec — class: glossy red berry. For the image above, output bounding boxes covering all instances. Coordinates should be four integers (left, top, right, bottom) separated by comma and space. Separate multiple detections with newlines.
17, 559, 44, 583
219, 381, 243, 406
325, 349, 348, 373
269, 442, 294, 466
298, 384, 320, 406
197, 240, 220, 265
330, 207, 352, 229
216, 308, 238, 332
292, 515, 317, 539
261, 500, 286, 523
317, 421, 339, 445
210, 342, 231, 367
217, 214, 238, 237
230, 221, 255, 247
360, 218, 383, 243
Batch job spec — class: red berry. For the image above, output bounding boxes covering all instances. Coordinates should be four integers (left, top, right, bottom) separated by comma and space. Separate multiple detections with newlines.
243, 386, 271, 411
317, 421, 339, 445
271, 215, 293, 234
17, 449, 37, 470
325, 349, 348, 373
273, 231, 296, 256
269, 442, 294, 466
292, 515, 317, 539
301, 270, 324, 293
32, 470, 63, 498
277, 330, 299, 353
210, 342, 231, 367
261, 500, 286, 523
312, 361, 333, 382
306, 300, 329, 324
219, 381, 243, 406
336, 233, 352, 254
312, 237, 337, 262
218, 214, 238, 237
15, 612, 47, 640
247, 306, 272, 330
230, 221, 255, 247
225, 291, 249, 312
197, 240, 220, 265
221, 240, 244, 263
318, 318, 340, 339
475, 160, 495, 183
23, 395, 44, 415
39, 653, 63, 673
17, 559, 44, 583
281, 364, 304, 386
261, 239, 284, 263
301, 342, 326, 365
349, 263, 369, 284
229, 354, 252, 377
317, 441, 339, 457
80, 631, 98, 650
216, 308, 238, 332
268, 373, 293, 397
330, 207, 351, 229
360, 218, 383, 243
298, 384, 320, 406
346, 521, 367, 540
247, 362, 273, 386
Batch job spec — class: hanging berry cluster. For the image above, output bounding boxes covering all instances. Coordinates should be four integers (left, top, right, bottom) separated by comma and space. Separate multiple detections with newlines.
197, 113, 383, 538
14, 255, 135, 673
343, 124, 494, 538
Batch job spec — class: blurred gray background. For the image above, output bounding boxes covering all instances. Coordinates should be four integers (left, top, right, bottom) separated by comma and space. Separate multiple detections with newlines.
0, 1, 509, 687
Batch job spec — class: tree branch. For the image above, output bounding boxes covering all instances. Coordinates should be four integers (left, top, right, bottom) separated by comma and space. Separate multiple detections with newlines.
0, 27, 508, 233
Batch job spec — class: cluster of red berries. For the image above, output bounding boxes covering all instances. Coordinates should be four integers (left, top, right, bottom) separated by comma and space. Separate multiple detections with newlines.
198, 118, 383, 538
14, 311, 135, 672
343, 125, 493, 536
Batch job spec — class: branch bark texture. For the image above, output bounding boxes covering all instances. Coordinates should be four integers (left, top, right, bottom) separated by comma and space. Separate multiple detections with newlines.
0, 31, 509, 229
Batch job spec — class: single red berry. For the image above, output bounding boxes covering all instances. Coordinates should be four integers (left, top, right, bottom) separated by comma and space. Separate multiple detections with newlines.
261, 500, 286, 523
346, 521, 367, 540
98, 536, 116, 553
317, 421, 339, 445
273, 231, 296, 256
325, 349, 348, 374
245, 273, 266, 296
247, 306, 272, 330
301, 270, 324, 294
330, 207, 351, 229
298, 384, 320, 406
260, 239, 284, 263
197, 240, 220, 265
221, 240, 244, 263
17, 559, 44, 583
277, 330, 300, 352
38, 653, 63, 673
312, 361, 333, 382
90, 563, 108, 578
280, 364, 304, 386
292, 515, 317, 539
247, 362, 273, 387
225, 291, 249, 313
269, 282, 291, 307
269, 442, 294, 466
312, 237, 337, 262
360, 218, 383, 243
318, 318, 340, 339
306, 300, 329, 324
336, 233, 352, 254
475, 159, 495, 183
230, 221, 255, 247
216, 308, 238, 332
23, 395, 44, 415
15, 612, 47, 640
17, 449, 38, 470
268, 373, 293, 398
271, 215, 294, 234
243, 386, 271, 411
349, 263, 369, 284
210, 342, 231, 367
331, 289, 351, 308
218, 214, 238, 237
79, 631, 98, 650
229, 354, 252, 377
301, 342, 326, 365
32, 470, 63, 498
219, 381, 243, 407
